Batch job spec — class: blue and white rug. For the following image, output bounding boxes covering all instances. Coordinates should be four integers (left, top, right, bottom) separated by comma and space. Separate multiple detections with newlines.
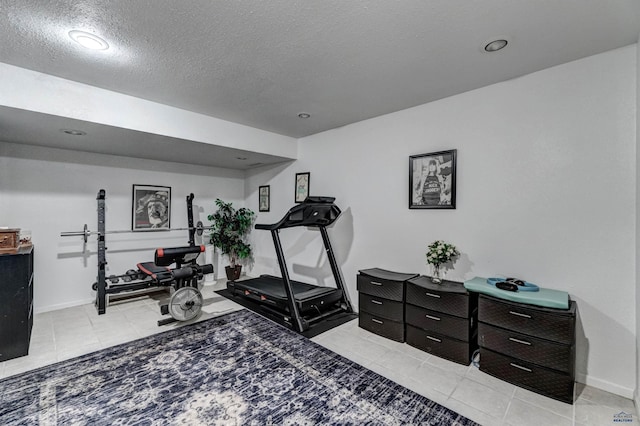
0, 310, 478, 425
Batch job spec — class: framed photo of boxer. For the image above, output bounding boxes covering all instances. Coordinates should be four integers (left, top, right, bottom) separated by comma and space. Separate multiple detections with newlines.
409, 150, 456, 209
132, 185, 171, 231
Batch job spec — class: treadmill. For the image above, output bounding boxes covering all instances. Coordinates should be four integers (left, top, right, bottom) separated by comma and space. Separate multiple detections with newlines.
227, 197, 354, 333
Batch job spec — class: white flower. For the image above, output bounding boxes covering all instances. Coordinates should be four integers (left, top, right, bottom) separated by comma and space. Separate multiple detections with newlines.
426, 240, 459, 266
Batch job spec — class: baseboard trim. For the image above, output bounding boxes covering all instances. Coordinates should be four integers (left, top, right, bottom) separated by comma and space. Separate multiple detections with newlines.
576, 372, 634, 399
34, 298, 94, 314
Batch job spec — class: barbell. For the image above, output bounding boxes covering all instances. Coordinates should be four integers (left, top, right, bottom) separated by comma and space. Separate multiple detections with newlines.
60, 221, 213, 243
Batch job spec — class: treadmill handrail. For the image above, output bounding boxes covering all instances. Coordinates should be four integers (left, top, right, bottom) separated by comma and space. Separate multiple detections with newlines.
255, 197, 341, 231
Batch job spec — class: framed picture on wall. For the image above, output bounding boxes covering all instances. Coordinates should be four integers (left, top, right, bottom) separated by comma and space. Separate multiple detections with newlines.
132, 184, 171, 231
295, 172, 310, 203
259, 185, 270, 212
409, 149, 457, 209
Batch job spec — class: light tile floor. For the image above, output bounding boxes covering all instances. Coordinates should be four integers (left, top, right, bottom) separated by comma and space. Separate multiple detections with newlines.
1, 281, 636, 426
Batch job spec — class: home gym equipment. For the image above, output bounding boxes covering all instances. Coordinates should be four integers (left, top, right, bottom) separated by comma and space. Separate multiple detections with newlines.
226, 196, 354, 333
61, 221, 212, 244
60, 189, 214, 325
137, 245, 213, 325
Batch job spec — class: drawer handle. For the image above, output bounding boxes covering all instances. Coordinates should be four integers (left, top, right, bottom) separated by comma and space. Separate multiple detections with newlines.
509, 310, 532, 319
510, 363, 532, 373
425, 292, 441, 299
509, 337, 532, 346
371, 318, 384, 324
425, 314, 441, 321
371, 300, 383, 305
370, 281, 383, 286
426, 335, 442, 343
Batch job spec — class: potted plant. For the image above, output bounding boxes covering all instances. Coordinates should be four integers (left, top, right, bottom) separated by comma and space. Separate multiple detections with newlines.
208, 199, 255, 281
426, 240, 459, 284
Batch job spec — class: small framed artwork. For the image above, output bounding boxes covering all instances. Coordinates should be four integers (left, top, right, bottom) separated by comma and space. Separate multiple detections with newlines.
259, 185, 270, 212
409, 149, 457, 209
295, 172, 310, 203
132, 184, 171, 231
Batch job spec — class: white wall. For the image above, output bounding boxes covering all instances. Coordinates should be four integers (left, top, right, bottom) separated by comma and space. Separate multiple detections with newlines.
0, 141, 245, 313
635, 36, 640, 410
246, 45, 637, 397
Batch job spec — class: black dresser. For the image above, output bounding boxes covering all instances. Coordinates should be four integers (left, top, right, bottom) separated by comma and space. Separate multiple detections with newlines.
0, 245, 34, 361
478, 294, 576, 404
405, 276, 478, 365
357, 268, 418, 342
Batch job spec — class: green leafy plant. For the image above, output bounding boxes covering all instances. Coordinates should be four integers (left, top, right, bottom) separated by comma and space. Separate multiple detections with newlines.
208, 199, 256, 267
426, 240, 459, 267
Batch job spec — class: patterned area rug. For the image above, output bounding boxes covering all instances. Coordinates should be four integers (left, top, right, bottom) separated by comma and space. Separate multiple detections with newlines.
0, 310, 478, 425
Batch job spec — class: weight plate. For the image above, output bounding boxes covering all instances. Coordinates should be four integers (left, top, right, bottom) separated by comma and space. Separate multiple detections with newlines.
168, 287, 203, 321
125, 269, 138, 282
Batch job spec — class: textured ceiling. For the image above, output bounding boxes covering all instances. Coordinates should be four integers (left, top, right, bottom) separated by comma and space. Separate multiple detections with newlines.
0, 1, 639, 162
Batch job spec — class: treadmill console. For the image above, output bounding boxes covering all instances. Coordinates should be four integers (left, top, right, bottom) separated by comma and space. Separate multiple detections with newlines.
255, 196, 341, 230
303, 196, 335, 203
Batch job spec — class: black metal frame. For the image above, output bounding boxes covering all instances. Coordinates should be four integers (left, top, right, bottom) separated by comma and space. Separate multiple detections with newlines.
131, 184, 171, 231
258, 185, 270, 212
294, 172, 310, 203
232, 197, 353, 333
94, 189, 198, 316
409, 149, 457, 209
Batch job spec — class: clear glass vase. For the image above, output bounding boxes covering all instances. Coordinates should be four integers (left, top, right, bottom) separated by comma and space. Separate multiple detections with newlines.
431, 264, 443, 284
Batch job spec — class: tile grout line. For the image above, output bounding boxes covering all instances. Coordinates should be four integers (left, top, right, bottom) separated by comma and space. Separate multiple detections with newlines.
501, 387, 516, 424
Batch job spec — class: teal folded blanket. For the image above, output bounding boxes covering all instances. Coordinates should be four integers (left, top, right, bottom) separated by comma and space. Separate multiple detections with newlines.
463, 276, 569, 309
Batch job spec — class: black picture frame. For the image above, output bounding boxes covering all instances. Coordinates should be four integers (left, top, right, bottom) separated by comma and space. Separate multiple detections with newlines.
259, 185, 270, 212
409, 149, 457, 209
132, 184, 171, 231
295, 172, 310, 203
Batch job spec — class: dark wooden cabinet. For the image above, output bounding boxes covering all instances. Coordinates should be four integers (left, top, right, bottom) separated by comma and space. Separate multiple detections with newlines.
0, 246, 34, 361
357, 268, 417, 342
405, 276, 478, 365
478, 294, 576, 404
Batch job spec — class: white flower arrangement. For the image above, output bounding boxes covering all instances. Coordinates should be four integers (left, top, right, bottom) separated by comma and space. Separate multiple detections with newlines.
426, 240, 459, 266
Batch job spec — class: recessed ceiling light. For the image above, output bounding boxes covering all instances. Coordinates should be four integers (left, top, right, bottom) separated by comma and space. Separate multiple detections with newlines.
68, 30, 109, 50
236, 157, 248, 160
61, 129, 87, 136
297, 113, 311, 119
484, 39, 508, 52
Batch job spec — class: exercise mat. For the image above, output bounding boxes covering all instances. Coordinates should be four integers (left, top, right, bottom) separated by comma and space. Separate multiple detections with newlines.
463, 276, 569, 309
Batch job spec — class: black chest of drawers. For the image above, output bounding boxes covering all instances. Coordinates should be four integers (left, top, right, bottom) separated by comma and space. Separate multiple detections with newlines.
478, 294, 576, 404
0, 246, 34, 361
405, 276, 478, 365
357, 268, 418, 342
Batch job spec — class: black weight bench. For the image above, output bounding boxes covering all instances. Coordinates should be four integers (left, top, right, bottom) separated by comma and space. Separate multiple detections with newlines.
137, 245, 213, 285
137, 245, 214, 325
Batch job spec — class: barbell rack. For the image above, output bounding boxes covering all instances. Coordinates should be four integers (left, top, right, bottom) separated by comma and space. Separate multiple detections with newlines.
62, 189, 211, 315
60, 221, 213, 243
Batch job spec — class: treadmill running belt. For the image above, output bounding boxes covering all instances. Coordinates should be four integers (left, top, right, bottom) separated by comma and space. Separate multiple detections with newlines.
230, 275, 343, 313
